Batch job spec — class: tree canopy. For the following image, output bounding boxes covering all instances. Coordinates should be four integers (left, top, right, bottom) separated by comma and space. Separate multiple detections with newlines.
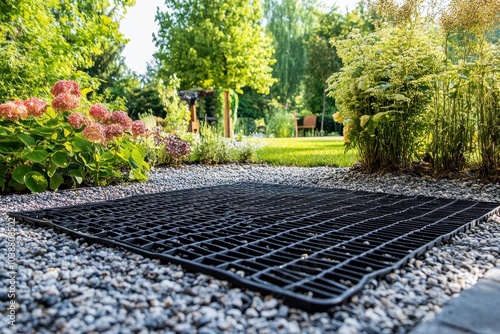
304, 2, 374, 115
153, 0, 276, 94
0, 0, 134, 101
263, 0, 317, 106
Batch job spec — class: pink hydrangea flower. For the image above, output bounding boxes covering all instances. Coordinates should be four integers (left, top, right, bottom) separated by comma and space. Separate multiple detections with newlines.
131, 120, 148, 137
51, 93, 80, 111
104, 124, 124, 143
50, 80, 81, 97
24, 97, 47, 117
0, 100, 28, 121
110, 111, 132, 131
67, 112, 88, 129
89, 104, 111, 123
82, 122, 105, 144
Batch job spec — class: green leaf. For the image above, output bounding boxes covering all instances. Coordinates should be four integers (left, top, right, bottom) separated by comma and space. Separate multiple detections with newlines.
85, 162, 96, 171
132, 168, 147, 181
64, 141, 73, 153
101, 151, 116, 162
0, 142, 21, 153
373, 112, 388, 123
8, 179, 26, 192
12, 165, 31, 184
68, 168, 84, 184
52, 151, 69, 167
0, 128, 12, 136
35, 125, 58, 135
26, 148, 48, 163
72, 136, 93, 153
24, 171, 48, 193
128, 156, 139, 169
94, 151, 101, 163
49, 173, 65, 191
131, 148, 144, 163
17, 133, 36, 146
127, 148, 146, 170
458, 73, 468, 79
0, 164, 8, 187
360, 115, 371, 128
46, 108, 57, 119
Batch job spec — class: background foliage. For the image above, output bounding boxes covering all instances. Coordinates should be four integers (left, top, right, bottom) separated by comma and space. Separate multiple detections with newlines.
0, 0, 135, 102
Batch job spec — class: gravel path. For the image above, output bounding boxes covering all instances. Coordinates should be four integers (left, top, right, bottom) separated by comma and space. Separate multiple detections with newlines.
1, 164, 499, 334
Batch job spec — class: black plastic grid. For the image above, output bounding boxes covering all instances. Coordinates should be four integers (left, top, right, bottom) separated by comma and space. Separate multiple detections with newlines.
9, 182, 499, 311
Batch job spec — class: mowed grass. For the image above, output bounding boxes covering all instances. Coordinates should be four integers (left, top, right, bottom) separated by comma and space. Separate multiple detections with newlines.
248, 137, 358, 167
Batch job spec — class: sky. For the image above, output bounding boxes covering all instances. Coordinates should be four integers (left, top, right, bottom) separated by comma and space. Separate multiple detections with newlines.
120, 0, 359, 75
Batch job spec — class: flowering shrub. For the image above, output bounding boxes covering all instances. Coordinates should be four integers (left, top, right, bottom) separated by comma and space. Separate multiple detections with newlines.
89, 103, 110, 122
104, 124, 124, 143
164, 135, 191, 165
131, 120, 148, 137
231, 140, 259, 163
110, 111, 132, 131
82, 122, 106, 144
0, 80, 150, 193
52, 93, 80, 111
67, 112, 88, 129
142, 127, 191, 166
50, 80, 81, 97
0, 101, 29, 121
24, 98, 47, 117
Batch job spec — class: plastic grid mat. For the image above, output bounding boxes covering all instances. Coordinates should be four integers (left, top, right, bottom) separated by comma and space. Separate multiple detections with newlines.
9, 182, 499, 311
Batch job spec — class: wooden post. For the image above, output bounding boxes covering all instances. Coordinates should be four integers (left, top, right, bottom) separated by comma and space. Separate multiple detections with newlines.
223, 91, 233, 138
189, 104, 199, 133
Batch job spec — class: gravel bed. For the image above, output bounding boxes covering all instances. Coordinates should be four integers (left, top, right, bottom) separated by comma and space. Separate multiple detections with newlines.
1, 164, 499, 334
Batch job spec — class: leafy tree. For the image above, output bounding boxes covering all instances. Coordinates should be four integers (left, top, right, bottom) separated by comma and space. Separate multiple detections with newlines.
84, 44, 128, 97
1, 0, 70, 100
304, 1, 374, 134
126, 84, 164, 120
0, 0, 134, 102
263, 0, 318, 106
154, 0, 276, 136
238, 87, 269, 120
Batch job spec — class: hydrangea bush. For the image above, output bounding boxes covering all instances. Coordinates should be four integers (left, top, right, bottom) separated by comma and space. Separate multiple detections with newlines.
0, 80, 149, 193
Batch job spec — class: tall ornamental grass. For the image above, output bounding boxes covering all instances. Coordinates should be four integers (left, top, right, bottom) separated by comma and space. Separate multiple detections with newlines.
435, 0, 500, 177
331, 0, 500, 178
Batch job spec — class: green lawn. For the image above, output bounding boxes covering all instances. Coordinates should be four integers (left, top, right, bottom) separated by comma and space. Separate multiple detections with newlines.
248, 137, 358, 167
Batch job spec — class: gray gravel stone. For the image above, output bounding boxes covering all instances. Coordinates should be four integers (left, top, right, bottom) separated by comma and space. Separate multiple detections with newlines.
0, 164, 499, 334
